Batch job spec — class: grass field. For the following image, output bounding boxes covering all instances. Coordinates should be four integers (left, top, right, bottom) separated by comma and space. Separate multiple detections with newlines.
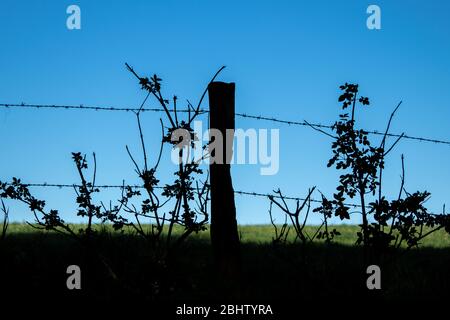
6, 223, 450, 247
1, 223, 449, 308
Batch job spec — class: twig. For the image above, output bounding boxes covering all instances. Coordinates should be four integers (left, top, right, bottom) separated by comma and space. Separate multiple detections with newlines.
304, 120, 337, 139
1, 199, 9, 241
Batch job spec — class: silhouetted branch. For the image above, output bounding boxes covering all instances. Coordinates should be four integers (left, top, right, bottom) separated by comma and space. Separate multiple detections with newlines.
188, 65, 226, 126
380, 101, 403, 150
269, 187, 316, 244
304, 120, 337, 139
269, 201, 290, 245
1, 199, 8, 241
126, 145, 141, 176
384, 133, 404, 156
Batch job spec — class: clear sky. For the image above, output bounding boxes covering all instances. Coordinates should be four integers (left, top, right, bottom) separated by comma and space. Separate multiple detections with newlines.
1, 0, 449, 225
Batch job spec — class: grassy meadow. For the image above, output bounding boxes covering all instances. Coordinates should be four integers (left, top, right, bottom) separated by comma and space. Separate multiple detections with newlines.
6, 223, 450, 246
1, 223, 449, 309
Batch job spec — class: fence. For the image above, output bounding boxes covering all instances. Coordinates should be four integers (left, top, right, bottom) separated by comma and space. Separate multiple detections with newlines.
1, 101, 449, 212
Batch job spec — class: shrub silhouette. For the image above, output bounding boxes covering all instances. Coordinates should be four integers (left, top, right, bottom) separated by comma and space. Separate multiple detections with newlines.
268, 187, 320, 245
109, 63, 215, 260
267, 83, 450, 267
0, 153, 105, 239
0, 64, 223, 267
0, 65, 225, 297
313, 83, 450, 255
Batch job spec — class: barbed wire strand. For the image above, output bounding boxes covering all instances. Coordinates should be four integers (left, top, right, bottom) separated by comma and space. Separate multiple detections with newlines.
1, 103, 449, 146
5, 182, 449, 216
0, 103, 203, 114
235, 113, 450, 145
3, 182, 361, 208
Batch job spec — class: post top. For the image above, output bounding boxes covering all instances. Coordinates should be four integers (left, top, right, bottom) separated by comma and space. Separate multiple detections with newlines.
208, 81, 235, 88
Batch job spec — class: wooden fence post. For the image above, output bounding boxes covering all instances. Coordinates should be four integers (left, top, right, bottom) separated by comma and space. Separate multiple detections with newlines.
208, 81, 241, 281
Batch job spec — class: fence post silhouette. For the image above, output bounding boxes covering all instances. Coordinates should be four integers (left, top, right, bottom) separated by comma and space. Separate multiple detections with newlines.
208, 81, 241, 284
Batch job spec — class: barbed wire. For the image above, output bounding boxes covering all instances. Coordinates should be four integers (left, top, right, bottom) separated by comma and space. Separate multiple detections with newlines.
8, 182, 449, 216
4, 182, 449, 216
233, 189, 332, 205
2, 182, 362, 208
1, 103, 449, 146
0, 103, 203, 114
235, 113, 450, 145
1, 103, 448, 216
16, 183, 152, 189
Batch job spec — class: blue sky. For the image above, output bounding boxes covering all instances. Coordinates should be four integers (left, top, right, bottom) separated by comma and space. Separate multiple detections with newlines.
0, 0, 449, 225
